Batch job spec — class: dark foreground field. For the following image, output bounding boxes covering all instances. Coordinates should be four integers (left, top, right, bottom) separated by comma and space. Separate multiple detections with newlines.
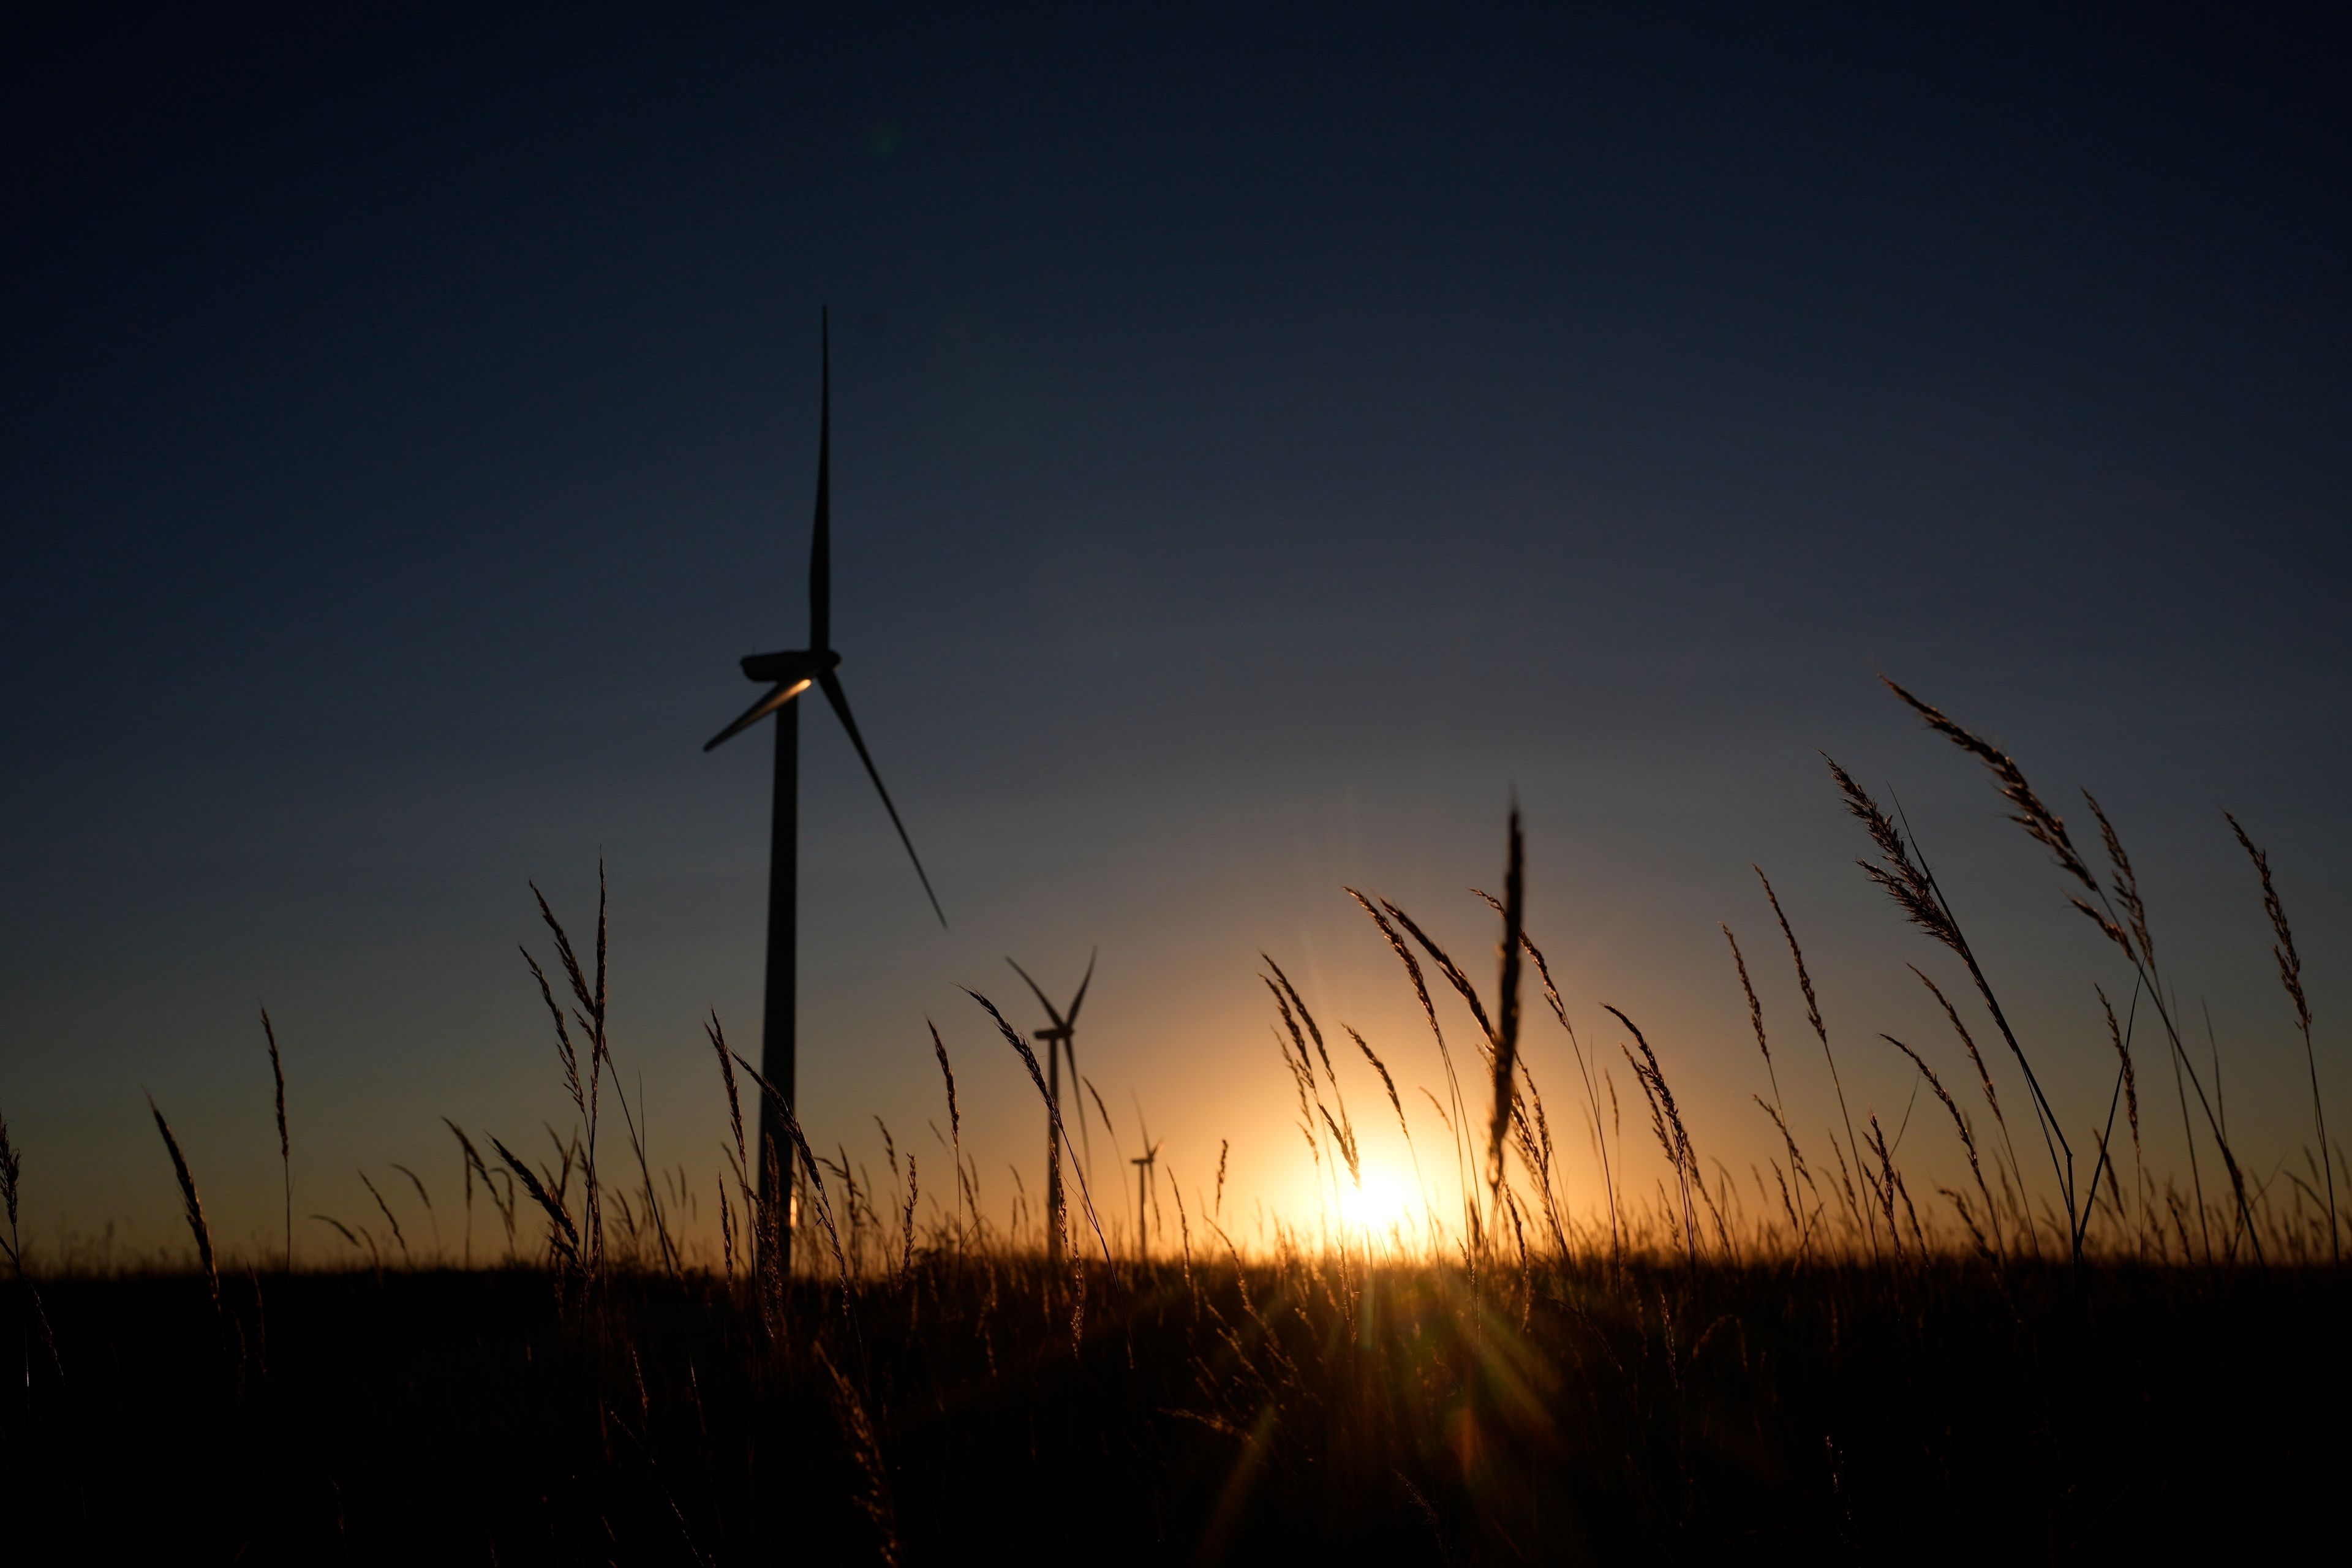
1, 1256, 2342, 1563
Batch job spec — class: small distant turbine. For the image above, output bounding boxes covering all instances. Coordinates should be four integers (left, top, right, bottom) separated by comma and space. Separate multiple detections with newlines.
705, 311, 946, 1275
1008, 950, 1095, 1264
1131, 1137, 1162, 1261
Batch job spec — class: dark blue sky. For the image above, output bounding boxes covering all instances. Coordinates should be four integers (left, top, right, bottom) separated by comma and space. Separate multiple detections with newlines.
5, 4, 2346, 1253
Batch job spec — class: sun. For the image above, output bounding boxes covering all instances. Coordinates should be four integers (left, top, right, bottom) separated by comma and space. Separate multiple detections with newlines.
1336, 1164, 1420, 1241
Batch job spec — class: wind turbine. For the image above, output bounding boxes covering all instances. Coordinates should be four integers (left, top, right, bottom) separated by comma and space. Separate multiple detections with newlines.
705, 311, 945, 1273
1007, 950, 1095, 1265
1131, 1135, 1161, 1261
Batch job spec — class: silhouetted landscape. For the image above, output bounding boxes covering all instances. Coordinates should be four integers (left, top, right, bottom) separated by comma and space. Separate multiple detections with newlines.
6, 7, 2349, 1563
7, 685, 2348, 1559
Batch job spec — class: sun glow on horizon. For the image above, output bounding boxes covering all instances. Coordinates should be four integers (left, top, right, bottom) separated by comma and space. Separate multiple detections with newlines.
1336, 1163, 1422, 1242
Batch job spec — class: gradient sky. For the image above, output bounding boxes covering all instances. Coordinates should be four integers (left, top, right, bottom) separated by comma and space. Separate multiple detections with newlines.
6, 4, 2348, 1262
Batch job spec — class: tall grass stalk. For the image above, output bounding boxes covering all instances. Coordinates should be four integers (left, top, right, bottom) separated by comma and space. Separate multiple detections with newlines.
145, 1094, 219, 1318
489, 1136, 582, 1274
1727, 924, 1821, 1253
1485, 806, 1525, 1227
1757, 865, 1879, 1259
261, 1008, 290, 1273
1348, 889, 1477, 1242
929, 1019, 962, 1257
1607, 1005, 1700, 1269
1, 1105, 62, 1388
1494, 893, 1619, 1260
522, 870, 608, 1275
2226, 812, 2334, 1265
359, 1171, 410, 1264
442, 1118, 489, 1268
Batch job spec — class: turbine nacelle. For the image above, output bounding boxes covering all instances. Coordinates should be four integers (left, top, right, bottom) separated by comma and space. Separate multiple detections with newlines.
702, 649, 842, 753
1009, 949, 1095, 1045
741, 648, 840, 684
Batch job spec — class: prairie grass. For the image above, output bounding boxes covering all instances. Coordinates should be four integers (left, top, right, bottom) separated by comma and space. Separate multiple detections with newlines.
1, 1250, 2340, 1561
0, 680, 2345, 1560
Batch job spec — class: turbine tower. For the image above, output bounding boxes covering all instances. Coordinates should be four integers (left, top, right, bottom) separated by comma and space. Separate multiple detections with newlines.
1131, 1137, 1161, 1260
704, 311, 944, 1273
1008, 950, 1095, 1264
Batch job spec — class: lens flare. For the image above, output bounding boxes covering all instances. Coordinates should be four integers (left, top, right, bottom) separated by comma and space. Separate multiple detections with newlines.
1337, 1164, 1418, 1241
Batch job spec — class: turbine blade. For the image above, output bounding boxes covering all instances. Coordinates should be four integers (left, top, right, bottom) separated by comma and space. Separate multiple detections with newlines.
1006, 957, 1068, 1032
703, 678, 812, 752
818, 668, 946, 927
809, 309, 831, 652
1065, 946, 1098, 1029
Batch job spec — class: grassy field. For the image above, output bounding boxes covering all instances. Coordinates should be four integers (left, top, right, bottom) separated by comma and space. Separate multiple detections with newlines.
1, 1255, 2343, 1561
2, 682, 2344, 1561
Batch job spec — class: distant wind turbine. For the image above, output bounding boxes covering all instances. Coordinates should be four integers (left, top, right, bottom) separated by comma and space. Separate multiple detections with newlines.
704, 311, 946, 1274
1008, 950, 1095, 1265
1131, 1134, 1161, 1261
